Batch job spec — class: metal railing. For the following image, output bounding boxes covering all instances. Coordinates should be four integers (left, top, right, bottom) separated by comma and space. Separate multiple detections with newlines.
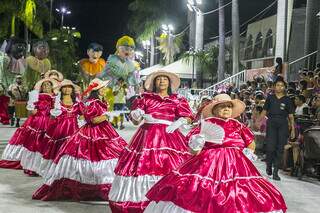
198, 70, 247, 96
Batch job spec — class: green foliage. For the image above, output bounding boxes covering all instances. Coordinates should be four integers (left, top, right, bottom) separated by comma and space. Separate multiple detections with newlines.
46, 29, 80, 81
128, 0, 174, 41
181, 46, 219, 80
0, 0, 49, 39
157, 33, 183, 65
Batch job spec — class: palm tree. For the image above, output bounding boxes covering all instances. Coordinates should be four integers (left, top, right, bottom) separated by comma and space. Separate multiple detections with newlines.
304, 0, 320, 68
182, 46, 219, 86
217, 0, 225, 82
157, 33, 182, 65
0, 0, 49, 40
231, 0, 240, 76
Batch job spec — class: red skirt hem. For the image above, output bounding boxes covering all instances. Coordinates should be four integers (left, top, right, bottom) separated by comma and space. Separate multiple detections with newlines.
109, 200, 150, 213
33, 178, 111, 201
0, 160, 22, 169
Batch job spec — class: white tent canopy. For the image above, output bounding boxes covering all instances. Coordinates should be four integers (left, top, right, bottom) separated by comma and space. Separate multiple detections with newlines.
161, 59, 193, 79
139, 59, 194, 79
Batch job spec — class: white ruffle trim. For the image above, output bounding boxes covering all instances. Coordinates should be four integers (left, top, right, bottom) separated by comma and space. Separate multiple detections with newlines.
145, 201, 192, 213
44, 155, 118, 185
145, 201, 284, 213
20, 148, 44, 174
1, 144, 24, 161
109, 175, 163, 202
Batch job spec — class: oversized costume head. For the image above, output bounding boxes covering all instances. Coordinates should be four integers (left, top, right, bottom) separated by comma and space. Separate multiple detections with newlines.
116, 36, 135, 59
87, 43, 103, 64
5, 38, 27, 60
32, 40, 49, 60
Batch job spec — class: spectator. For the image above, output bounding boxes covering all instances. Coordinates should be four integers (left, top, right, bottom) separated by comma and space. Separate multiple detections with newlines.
294, 95, 308, 116
112, 77, 127, 129
7, 75, 28, 127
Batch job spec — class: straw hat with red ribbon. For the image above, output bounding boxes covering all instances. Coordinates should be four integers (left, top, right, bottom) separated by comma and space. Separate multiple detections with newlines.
81, 78, 110, 98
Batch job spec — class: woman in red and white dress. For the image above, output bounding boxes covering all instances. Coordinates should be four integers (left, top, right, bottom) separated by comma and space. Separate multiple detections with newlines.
109, 70, 194, 212
37, 79, 82, 177
145, 94, 287, 213
32, 78, 127, 201
0, 78, 57, 172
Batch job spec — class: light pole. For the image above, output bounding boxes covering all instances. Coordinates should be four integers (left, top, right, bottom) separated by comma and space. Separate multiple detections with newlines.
56, 7, 71, 28
162, 24, 174, 64
142, 40, 151, 67
187, 0, 203, 51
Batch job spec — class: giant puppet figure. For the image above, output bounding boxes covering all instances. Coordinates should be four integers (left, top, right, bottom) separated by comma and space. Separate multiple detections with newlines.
98, 36, 141, 110
0, 38, 27, 89
99, 35, 140, 87
79, 42, 106, 88
24, 40, 51, 90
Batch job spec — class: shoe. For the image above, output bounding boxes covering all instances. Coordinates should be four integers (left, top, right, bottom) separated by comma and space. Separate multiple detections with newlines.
266, 164, 272, 176
120, 125, 125, 130
15, 122, 20, 128
273, 168, 281, 181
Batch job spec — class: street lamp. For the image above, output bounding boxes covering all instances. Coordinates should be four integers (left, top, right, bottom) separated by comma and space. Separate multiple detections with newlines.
56, 7, 71, 28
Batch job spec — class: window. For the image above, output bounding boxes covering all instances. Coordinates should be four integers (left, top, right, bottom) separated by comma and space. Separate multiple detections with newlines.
263, 29, 273, 57
253, 32, 263, 58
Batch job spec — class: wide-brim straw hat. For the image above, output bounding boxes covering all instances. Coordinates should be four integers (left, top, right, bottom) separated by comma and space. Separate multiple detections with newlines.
44, 70, 64, 82
89, 78, 110, 90
202, 93, 246, 119
54, 79, 81, 94
81, 78, 110, 98
144, 70, 180, 92
34, 78, 58, 92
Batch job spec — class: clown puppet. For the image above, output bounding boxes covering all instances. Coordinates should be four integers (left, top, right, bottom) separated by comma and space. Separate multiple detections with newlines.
79, 43, 106, 88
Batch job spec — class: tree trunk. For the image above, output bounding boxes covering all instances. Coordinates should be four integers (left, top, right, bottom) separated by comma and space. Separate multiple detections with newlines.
304, 0, 320, 69
218, 0, 225, 82
232, 0, 240, 76
150, 34, 155, 66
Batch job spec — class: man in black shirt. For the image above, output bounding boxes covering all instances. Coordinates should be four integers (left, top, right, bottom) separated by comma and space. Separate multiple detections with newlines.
262, 77, 295, 180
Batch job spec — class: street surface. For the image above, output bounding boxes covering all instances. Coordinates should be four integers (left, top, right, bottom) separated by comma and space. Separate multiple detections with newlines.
0, 121, 320, 213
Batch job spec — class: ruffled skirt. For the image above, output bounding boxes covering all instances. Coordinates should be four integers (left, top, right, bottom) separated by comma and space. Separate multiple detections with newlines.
145, 147, 287, 213
33, 121, 127, 201
109, 123, 192, 213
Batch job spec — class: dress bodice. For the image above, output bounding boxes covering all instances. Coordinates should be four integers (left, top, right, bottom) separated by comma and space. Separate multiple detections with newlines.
81, 99, 108, 123
132, 92, 194, 122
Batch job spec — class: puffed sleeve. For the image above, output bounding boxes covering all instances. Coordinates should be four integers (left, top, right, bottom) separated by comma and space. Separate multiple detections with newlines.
240, 124, 255, 147
84, 99, 108, 121
131, 95, 145, 111
175, 96, 194, 119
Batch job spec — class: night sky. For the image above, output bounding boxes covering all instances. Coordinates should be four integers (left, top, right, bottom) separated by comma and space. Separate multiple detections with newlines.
52, 0, 307, 58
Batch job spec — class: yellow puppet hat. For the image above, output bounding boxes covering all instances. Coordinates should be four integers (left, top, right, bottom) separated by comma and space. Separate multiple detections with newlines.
116, 35, 135, 49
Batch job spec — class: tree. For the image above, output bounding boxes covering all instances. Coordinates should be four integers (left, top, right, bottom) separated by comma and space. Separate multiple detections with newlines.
157, 33, 183, 65
231, 0, 240, 75
46, 29, 80, 81
217, 0, 226, 82
0, 0, 49, 41
181, 46, 219, 87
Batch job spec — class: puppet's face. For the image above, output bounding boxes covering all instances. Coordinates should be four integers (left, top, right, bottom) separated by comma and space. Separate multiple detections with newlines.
10, 42, 26, 59
87, 49, 102, 64
117, 46, 134, 59
33, 42, 49, 60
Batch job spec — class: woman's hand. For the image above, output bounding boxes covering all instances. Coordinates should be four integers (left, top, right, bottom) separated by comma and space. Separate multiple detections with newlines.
91, 115, 107, 124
